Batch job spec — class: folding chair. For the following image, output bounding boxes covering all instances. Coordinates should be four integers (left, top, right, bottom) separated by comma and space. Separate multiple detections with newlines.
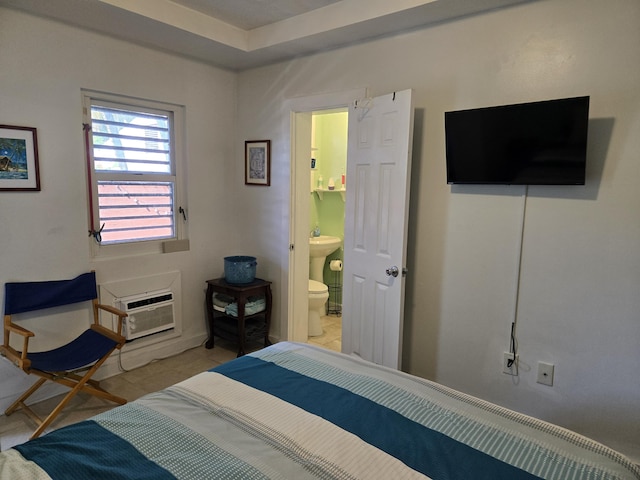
1, 271, 128, 439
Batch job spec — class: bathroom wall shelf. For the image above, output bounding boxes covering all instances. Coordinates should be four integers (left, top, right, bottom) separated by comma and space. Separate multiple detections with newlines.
314, 188, 346, 202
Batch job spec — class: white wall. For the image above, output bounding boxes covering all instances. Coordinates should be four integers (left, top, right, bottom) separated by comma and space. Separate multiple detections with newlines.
0, 9, 238, 403
235, 0, 640, 461
1, 0, 638, 463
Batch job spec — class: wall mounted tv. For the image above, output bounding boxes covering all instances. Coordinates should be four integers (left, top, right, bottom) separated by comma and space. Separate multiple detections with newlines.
445, 96, 590, 185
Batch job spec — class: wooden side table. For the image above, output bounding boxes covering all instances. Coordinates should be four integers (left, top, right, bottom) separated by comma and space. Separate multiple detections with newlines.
205, 277, 272, 357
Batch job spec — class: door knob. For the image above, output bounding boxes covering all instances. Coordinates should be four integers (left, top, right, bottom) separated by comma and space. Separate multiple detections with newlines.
386, 266, 399, 277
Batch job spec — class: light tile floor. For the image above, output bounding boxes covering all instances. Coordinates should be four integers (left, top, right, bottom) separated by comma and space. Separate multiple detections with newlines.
0, 339, 242, 451
307, 314, 342, 352
0, 325, 343, 453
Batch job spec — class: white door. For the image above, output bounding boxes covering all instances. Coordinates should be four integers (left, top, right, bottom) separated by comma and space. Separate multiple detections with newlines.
342, 89, 414, 369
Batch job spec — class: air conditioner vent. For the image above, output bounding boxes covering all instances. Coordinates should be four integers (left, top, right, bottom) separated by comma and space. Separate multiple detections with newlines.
125, 293, 173, 310
117, 289, 175, 341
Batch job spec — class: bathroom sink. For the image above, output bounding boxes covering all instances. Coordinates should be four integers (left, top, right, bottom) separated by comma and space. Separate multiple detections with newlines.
309, 235, 342, 258
309, 235, 342, 283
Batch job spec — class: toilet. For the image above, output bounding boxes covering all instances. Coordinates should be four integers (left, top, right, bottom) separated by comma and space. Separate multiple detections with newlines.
308, 279, 329, 336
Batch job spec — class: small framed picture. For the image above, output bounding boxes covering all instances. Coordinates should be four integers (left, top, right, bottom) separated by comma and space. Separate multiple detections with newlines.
0, 125, 40, 191
245, 140, 270, 186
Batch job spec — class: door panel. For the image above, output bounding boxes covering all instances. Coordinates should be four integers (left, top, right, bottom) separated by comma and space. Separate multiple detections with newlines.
342, 89, 414, 369
353, 165, 368, 249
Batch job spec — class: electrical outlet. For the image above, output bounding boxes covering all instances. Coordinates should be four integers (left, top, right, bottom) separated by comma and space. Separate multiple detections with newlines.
503, 352, 519, 375
537, 362, 554, 386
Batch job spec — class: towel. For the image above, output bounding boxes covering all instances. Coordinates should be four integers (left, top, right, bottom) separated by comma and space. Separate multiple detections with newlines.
213, 293, 234, 313
225, 296, 266, 317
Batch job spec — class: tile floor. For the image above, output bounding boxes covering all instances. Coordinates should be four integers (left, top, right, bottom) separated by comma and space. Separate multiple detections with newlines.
307, 314, 342, 352
0, 339, 239, 451
0, 319, 342, 452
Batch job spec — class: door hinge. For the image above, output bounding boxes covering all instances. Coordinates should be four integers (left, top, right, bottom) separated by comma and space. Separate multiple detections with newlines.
289, 244, 294, 251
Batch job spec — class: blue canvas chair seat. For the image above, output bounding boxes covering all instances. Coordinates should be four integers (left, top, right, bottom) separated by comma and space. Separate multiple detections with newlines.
27, 329, 119, 372
1, 272, 128, 439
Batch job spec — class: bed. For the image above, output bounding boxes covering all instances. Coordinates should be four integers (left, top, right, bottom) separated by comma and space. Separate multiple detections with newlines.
1, 342, 638, 480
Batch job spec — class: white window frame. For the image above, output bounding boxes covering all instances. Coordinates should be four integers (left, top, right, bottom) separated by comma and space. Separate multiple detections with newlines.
82, 90, 188, 259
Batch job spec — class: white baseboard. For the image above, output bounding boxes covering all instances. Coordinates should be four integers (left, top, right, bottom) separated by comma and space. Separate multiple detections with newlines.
98, 332, 207, 379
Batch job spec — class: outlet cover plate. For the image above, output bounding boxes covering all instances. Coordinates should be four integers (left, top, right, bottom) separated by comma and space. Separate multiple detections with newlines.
503, 352, 518, 375
537, 362, 554, 386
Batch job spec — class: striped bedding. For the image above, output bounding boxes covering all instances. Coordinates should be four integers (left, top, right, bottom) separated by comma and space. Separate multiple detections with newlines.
1, 342, 638, 479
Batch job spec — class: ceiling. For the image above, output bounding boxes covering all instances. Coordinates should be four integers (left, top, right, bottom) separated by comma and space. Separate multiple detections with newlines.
0, 0, 534, 71
170, 0, 343, 30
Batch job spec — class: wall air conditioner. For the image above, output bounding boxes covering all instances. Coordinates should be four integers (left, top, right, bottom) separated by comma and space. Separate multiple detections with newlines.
117, 289, 175, 341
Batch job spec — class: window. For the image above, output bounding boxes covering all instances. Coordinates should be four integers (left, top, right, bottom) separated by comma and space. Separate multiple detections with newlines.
82, 91, 186, 255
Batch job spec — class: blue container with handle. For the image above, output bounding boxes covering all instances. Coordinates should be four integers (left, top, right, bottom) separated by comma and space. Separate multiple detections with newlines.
224, 256, 257, 284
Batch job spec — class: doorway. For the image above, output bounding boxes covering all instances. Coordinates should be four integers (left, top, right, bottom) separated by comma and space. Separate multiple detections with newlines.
287, 88, 365, 348
307, 109, 347, 352
288, 88, 414, 369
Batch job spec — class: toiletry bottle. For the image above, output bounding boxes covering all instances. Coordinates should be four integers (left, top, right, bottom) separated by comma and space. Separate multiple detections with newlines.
317, 175, 323, 189
313, 225, 321, 237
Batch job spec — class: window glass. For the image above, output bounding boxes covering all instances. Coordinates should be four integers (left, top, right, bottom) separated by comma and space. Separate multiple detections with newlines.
83, 92, 186, 253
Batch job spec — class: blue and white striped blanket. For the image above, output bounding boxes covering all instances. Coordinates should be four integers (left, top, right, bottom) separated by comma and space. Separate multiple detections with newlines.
1, 342, 638, 479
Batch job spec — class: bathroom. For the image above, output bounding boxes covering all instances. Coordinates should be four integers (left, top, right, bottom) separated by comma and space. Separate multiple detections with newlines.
307, 108, 347, 352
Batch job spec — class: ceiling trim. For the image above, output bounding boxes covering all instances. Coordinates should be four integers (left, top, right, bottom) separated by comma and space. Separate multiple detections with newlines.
248, 0, 440, 50
99, 0, 446, 53
100, 0, 249, 50
0, 0, 536, 71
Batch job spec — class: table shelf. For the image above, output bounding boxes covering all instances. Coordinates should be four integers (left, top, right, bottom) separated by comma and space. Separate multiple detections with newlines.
205, 277, 272, 357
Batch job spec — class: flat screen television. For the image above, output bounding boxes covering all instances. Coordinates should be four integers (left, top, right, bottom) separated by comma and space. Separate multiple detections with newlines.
445, 96, 590, 185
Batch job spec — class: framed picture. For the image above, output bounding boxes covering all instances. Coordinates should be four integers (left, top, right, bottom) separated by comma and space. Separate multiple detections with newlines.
0, 125, 40, 191
245, 140, 270, 186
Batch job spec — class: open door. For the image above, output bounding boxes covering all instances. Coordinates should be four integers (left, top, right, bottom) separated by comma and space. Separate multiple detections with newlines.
342, 89, 414, 369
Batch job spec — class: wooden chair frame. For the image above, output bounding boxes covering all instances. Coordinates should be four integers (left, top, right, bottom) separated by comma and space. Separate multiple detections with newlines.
1, 279, 128, 439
